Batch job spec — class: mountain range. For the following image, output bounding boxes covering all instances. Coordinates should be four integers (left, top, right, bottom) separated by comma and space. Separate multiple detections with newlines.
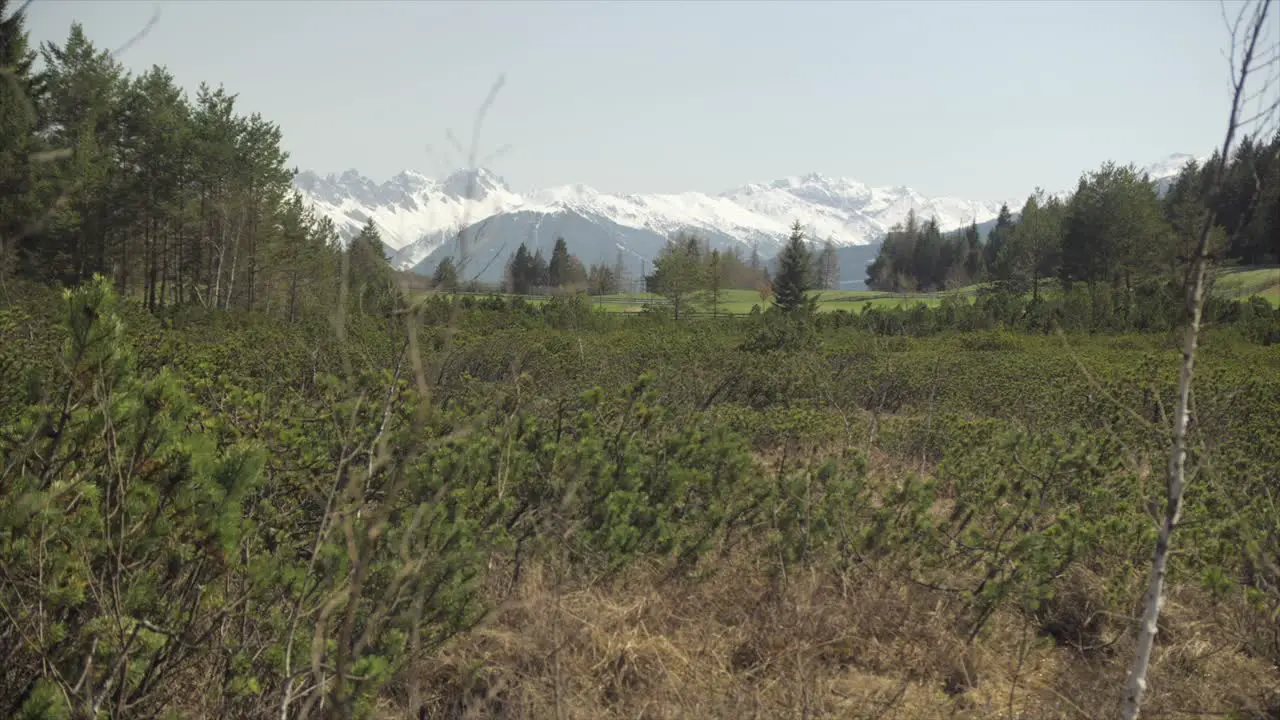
292, 153, 1201, 288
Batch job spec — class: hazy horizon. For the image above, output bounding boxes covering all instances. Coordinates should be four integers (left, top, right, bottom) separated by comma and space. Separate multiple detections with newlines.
23, 0, 1267, 201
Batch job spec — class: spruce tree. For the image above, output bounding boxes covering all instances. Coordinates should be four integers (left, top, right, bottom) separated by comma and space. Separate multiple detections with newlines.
0, 0, 40, 277
530, 248, 549, 289
548, 236, 572, 288
612, 248, 626, 293
651, 233, 705, 320
704, 248, 724, 317
983, 203, 1015, 278
432, 256, 458, 291
508, 242, 533, 294
963, 221, 983, 282
772, 220, 812, 312
348, 220, 395, 315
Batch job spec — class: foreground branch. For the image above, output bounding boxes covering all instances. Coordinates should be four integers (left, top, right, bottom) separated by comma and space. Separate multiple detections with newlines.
1121, 1, 1276, 717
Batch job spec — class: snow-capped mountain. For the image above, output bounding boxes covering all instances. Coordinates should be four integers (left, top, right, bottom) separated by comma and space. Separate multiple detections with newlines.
294, 168, 1015, 282
1145, 153, 1208, 196
293, 167, 526, 269
292, 152, 1203, 286
1144, 153, 1203, 182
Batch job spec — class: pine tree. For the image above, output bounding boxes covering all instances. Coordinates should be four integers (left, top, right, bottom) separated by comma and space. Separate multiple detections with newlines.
30, 23, 126, 284
432, 256, 458, 291
348, 220, 395, 315
650, 233, 705, 320
548, 236, 572, 288
530, 248, 549, 290
0, 0, 41, 278
963, 221, 983, 282
508, 242, 534, 294
1006, 190, 1063, 300
914, 218, 945, 291
983, 203, 1015, 278
772, 220, 812, 312
704, 248, 724, 317
1060, 163, 1170, 296
613, 248, 626, 293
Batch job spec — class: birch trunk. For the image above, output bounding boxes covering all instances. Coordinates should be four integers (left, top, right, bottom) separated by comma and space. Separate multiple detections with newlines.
1121, 2, 1274, 716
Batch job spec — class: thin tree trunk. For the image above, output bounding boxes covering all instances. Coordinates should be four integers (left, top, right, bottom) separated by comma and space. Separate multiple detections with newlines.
224, 205, 246, 311
147, 215, 157, 311
1122, 3, 1273, 716
289, 268, 299, 323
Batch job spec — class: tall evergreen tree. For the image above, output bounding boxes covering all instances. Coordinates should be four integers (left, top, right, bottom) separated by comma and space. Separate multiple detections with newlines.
347, 220, 395, 316
548, 236, 572, 288
432, 256, 458, 292
530, 248, 549, 290
0, 0, 41, 278
1005, 190, 1063, 300
963, 221, 983, 282
1060, 162, 1169, 294
507, 242, 534, 294
983, 203, 1015, 277
31, 24, 126, 284
772, 220, 812, 312
650, 232, 705, 320
613, 248, 626, 293
703, 248, 724, 316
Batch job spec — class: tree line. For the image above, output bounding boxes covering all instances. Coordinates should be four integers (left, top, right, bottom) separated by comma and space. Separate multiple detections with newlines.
499, 237, 608, 295
640, 224, 839, 317
0, 12, 391, 324
867, 135, 1280, 296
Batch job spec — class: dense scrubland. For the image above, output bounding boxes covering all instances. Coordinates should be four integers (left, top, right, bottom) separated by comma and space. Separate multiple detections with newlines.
3, 3, 1280, 719
3, 281, 1279, 719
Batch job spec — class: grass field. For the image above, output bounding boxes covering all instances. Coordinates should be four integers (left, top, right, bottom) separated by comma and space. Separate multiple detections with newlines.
425, 266, 1280, 313
1213, 265, 1280, 301
586, 289, 952, 314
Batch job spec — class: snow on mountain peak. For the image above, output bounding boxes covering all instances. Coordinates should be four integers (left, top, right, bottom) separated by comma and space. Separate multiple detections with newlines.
290, 167, 525, 269
442, 168, 510, 200
293, 153, 1196, 276
1143, 152, 1204, 180
295, 166, 1011, 272
389, 169, 432, 191
531, 183, 603, 207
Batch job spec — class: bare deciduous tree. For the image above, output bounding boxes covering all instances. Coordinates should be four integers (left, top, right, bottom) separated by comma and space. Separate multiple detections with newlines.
1122, 1, 1278, 717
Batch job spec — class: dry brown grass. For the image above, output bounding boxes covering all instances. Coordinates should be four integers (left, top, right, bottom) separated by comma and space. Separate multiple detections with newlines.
386, 550, 1280, 720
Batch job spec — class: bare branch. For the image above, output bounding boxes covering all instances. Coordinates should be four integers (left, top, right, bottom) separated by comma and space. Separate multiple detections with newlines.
110, 6, 162, 57
1122, 2, 1275, 718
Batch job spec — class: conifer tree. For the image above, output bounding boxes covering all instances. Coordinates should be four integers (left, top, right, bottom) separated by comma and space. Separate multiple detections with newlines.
704, 248, 724, 316
506, 242, 531, 294
348, 220, 395, 315
613, 248, 626, 293
548, 236, 572, 288
530, 248, 549, 290
0, 0, 41, 278
650, 232, 705, 319
1006, 190, 1063, 300
983, 203, 1015, 277
963, 220, 983, 282
772, 220, 813, 312
432, 255, 458, 291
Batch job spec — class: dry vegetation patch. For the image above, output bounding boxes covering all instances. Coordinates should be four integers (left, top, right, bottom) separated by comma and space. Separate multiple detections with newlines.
396, 554, 1280, 719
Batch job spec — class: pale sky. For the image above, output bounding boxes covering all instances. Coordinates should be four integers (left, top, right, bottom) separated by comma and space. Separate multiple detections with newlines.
23, 0, 1263, 201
